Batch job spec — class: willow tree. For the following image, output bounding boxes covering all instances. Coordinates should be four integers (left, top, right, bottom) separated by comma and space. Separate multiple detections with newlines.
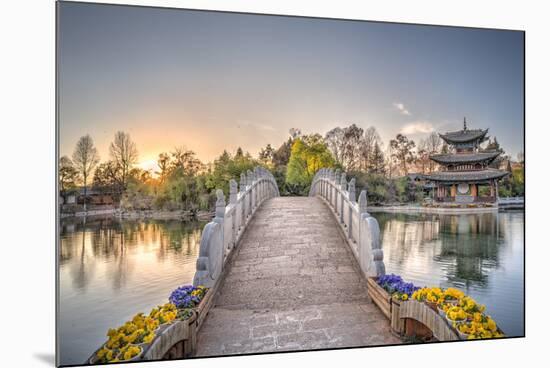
72, 134, 100, 211
286, 135, 335, 193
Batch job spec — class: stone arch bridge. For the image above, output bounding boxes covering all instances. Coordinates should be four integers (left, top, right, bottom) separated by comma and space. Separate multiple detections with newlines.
191, 167, 399, 356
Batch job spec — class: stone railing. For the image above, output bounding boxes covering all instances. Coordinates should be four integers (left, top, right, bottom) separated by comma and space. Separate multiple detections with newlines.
193, 166, 279, 287
309, 168, 385, 277
498, 196, 524, 204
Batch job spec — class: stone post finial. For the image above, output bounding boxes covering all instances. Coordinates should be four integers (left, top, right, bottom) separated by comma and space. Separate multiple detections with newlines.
229, 179, 238, 204
334, 169, 341, 184
349, 178, 356, 203
340, 173, 347, 190
240, 172, 246, 192
358, 189, 368, 213
215, 189, 226, 218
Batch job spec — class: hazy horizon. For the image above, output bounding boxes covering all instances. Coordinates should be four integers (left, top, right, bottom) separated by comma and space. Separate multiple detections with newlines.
58, 2, 524, 172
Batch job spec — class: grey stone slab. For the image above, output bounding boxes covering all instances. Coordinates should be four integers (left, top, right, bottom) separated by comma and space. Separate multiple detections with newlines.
195, 196, 400, 357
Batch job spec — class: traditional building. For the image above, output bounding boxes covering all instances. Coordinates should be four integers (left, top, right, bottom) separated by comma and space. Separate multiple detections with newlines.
424, 119, 508, 206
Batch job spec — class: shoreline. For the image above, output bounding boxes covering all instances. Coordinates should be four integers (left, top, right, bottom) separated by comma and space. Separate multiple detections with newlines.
367, 204, 503, 214
60, 208, 214, 221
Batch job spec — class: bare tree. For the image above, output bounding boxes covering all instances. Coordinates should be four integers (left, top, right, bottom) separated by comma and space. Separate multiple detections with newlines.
170, 146, 203, 176
425, 132, 442, 153
360, 126, 382, 171
424, 132, 442, 172
517, 151, 524, 164
416, 139, 429, 174
72, 135, 100, 211
289, 128, 302, 139
325, 127, 345, 167
325, 124, 364, 171
390, 134, 416, 176
341, 124, 364, 171
109, 131, 139, 190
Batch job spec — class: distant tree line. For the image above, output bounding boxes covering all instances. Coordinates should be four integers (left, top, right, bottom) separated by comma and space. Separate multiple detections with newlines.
59, 124, 525, 212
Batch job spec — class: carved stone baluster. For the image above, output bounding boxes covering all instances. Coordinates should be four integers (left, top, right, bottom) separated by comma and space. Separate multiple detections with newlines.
229, 180, 238, 248
348, 178, 356, 240
334, 169, 341, 210
358, 189, 368, 215
340, 173, 346, 224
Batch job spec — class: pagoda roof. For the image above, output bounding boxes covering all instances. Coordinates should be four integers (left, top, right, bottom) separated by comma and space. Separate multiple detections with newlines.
430, 151, 500, 164
423, 168, 508, 183
439, 128, 489, 144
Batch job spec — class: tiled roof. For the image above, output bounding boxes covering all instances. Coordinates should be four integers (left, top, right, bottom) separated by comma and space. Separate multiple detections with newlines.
439, 128, 489, 143
430, 151, 500, 164
423, 169, 508, 182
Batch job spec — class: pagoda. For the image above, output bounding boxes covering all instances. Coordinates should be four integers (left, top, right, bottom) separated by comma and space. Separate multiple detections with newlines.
424, 118, 508, 206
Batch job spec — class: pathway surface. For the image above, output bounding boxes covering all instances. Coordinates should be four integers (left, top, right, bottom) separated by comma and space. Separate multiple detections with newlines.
195, 196, 400, 356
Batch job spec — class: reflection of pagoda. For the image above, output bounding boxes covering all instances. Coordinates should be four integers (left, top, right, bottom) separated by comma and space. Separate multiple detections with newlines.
424, 119, 508, 206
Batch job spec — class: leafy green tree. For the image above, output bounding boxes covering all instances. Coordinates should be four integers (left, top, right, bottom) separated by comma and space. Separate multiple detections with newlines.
59, 156, 78, 195
156, 153, 171, 183
286, 135, 335, 193
93, 160, 122, 194
258, 144, 275, 166
206, 149, 258, 196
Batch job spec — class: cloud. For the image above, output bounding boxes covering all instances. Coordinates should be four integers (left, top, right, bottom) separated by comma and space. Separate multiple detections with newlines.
393, 102, 411, 116
400, 121, 435, 135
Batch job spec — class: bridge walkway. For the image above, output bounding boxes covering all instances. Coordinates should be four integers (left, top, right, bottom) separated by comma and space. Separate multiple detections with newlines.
195, 196, 399, 356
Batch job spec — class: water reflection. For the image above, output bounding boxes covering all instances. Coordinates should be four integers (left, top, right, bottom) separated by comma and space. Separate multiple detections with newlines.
372, 211, 524, 337
58, 217, 204, 365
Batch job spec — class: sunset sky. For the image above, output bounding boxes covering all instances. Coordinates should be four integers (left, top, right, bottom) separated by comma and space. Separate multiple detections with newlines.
58, 2, 524, 172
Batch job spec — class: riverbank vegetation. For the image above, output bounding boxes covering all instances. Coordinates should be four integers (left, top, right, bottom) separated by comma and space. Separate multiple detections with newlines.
59, 125, 525, 212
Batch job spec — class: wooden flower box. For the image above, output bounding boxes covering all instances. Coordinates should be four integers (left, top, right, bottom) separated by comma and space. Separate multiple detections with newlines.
390, 297, 406, 336
143, 309, 198, 360
194, 288, 214, 331
367, 277, 392, 320
398, 300, 459, 341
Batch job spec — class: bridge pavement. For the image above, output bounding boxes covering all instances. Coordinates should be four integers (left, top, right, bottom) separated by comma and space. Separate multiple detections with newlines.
195, 196, 400, 356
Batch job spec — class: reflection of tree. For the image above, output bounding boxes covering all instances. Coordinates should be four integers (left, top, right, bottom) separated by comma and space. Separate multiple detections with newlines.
67, 218, 96, 291
59, 216, 205, 292
375, 212, 502, 291
377, 213, 440, 269
112, 229, 132, 290
434, 214, 499, 288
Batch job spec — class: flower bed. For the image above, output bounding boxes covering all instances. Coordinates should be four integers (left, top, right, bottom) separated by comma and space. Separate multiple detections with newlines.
369, 274, 505, 341
91, 303, 178, 364
168, 284, 211, 329
89, 284, 209, 364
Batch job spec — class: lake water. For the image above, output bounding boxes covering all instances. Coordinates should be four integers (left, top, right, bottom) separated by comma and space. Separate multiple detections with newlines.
58, 211, 524, 365
371, 210, 524, 338
58, 217, 205, 366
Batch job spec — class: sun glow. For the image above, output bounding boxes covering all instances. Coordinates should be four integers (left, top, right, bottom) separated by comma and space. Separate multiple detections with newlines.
137, 158, 160, 175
